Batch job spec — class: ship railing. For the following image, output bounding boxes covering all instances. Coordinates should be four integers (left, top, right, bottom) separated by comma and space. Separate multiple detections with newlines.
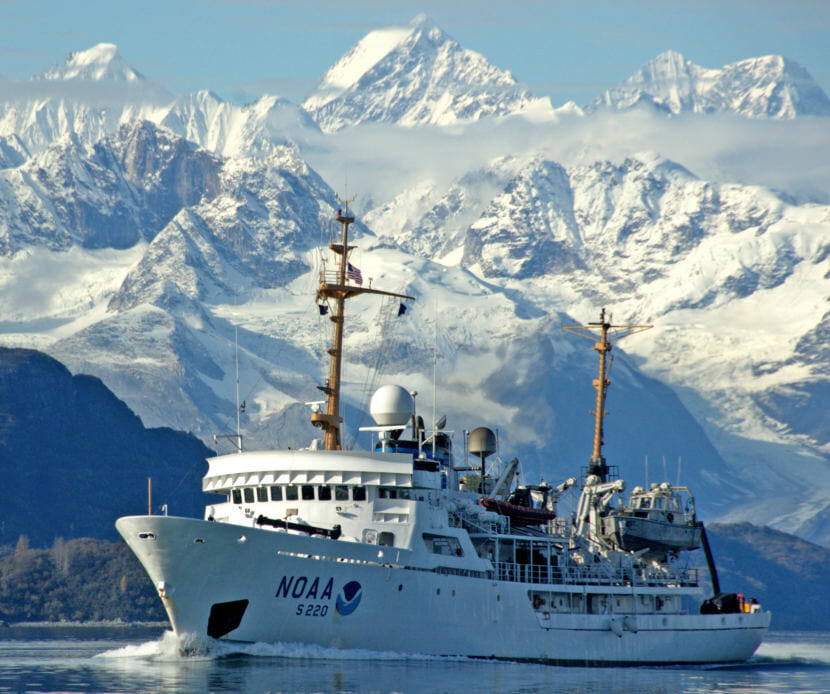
452, 511, 572, 539
493, 561, 699, 587
451, 510, 504, 535
319, 270, 363, 288
546, 518, 572, 538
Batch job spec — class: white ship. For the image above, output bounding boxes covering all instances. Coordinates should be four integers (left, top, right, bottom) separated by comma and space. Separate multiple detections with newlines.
117, 203, 770, 665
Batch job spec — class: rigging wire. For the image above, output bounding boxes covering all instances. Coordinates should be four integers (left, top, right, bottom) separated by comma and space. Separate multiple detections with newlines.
345, 290, 408, 449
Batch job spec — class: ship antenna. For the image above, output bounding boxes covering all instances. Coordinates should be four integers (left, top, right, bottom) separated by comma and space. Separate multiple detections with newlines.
213, 325, 245, 453
432, 299, 438, 458
562, 308, 652, 482
312, 197, 415, 451
234, 326, 243, 453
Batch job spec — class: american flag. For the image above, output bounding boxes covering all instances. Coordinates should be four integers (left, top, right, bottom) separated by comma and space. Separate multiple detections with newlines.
347, 262, 363, 285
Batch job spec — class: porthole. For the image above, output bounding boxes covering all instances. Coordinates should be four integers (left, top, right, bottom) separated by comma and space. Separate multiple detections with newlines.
398, 584, 403, 592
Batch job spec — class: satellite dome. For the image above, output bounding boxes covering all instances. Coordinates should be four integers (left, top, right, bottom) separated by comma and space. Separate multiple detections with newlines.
468, 427, 497, 457
370, 385, 413, 427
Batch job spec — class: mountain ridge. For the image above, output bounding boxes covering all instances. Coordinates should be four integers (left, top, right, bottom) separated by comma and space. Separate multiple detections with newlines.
589, 50, 830, 118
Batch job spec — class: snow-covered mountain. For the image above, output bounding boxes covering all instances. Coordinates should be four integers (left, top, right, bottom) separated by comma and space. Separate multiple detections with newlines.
36, 43, 144, 83
366, 147, 830, 537
302, 14, 555, 131
0, 119, 738, 511
0, 121, 220, 255
0, 18, 829, 545
0, 44, 318, 160
0, 42, 171, 155
589, 50, 830, 118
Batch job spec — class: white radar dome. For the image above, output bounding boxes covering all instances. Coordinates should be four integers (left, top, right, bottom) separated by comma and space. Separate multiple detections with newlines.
370, 385, 413, 427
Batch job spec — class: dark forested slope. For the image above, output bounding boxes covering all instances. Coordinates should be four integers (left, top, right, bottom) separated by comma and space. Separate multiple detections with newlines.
704, 522, 830, 631
0, 347, 216, 547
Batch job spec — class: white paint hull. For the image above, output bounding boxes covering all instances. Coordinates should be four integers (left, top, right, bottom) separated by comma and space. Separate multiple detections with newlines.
117, 515, 770, 665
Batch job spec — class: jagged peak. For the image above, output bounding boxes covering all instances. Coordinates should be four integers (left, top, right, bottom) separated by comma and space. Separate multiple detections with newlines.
315, 25, 410, 93
303, 15, 470, 112
653, 49, 687, 62
629, 50, 701, 83
192, 88, 224, 103
302, 15, 533, 129
590, 49, 830, 118
625, 150, 697, 178
409, 12, 434, 29
724, 53, 812, 80
407, 13, 447, 41
36, 43, 144, 82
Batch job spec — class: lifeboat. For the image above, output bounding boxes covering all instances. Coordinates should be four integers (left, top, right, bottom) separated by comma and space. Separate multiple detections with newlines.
479, 484, 558, 526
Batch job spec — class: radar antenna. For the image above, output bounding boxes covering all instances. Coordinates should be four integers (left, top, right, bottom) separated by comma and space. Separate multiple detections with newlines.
562, 308, 652, 482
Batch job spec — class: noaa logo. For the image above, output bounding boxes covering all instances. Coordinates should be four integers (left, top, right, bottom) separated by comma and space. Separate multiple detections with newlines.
335, 581, 363, 616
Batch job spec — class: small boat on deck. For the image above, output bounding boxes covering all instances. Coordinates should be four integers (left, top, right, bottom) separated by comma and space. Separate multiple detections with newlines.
479, 478, 576, 526
601, 482, 702, 560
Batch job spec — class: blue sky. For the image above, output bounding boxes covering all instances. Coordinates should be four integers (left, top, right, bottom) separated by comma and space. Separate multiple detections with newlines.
2, 0, 829, 106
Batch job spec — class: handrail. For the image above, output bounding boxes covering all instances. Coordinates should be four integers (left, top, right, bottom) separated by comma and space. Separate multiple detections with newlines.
492, 561, 698, 587
319, 270, 360, 287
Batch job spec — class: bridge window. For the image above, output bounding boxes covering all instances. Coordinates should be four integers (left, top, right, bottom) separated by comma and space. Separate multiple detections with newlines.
335, 485, 349, 501
423, 533, 463, 557
301, 485, 315, 500
285, 485, 298, 501
256, 487, 268, 502
319, 485, 332, 501
270, 486, 283, 501
243, 488, 254, 503
353, 486, 366, 501
232, 489, 242, 504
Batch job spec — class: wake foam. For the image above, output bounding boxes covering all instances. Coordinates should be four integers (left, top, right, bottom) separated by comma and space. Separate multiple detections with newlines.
754, 636, 830, 667
99, 631, 830, 668
96, 631, 217, 662
96, 630, 456, 663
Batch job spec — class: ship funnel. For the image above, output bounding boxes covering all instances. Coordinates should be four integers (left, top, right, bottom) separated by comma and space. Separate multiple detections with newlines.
370, 385, 413, 427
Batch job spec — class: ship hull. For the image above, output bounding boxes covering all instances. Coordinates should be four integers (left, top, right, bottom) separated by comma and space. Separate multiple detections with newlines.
118, 515, 769, 665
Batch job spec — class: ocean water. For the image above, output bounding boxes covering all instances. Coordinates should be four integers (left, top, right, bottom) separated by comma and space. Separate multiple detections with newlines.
0, 626, 828, 694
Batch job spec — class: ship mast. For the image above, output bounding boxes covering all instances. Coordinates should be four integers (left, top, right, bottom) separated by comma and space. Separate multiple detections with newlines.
312, 198, 414, 451
562, 309, 652, 482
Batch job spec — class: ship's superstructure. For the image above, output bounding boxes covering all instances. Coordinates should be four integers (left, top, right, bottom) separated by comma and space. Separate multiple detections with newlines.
117, 205, 770, 665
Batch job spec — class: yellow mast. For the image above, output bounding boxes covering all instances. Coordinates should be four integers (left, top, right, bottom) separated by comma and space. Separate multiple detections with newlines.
562, 308, 652, 481
311, 198, 414, 450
